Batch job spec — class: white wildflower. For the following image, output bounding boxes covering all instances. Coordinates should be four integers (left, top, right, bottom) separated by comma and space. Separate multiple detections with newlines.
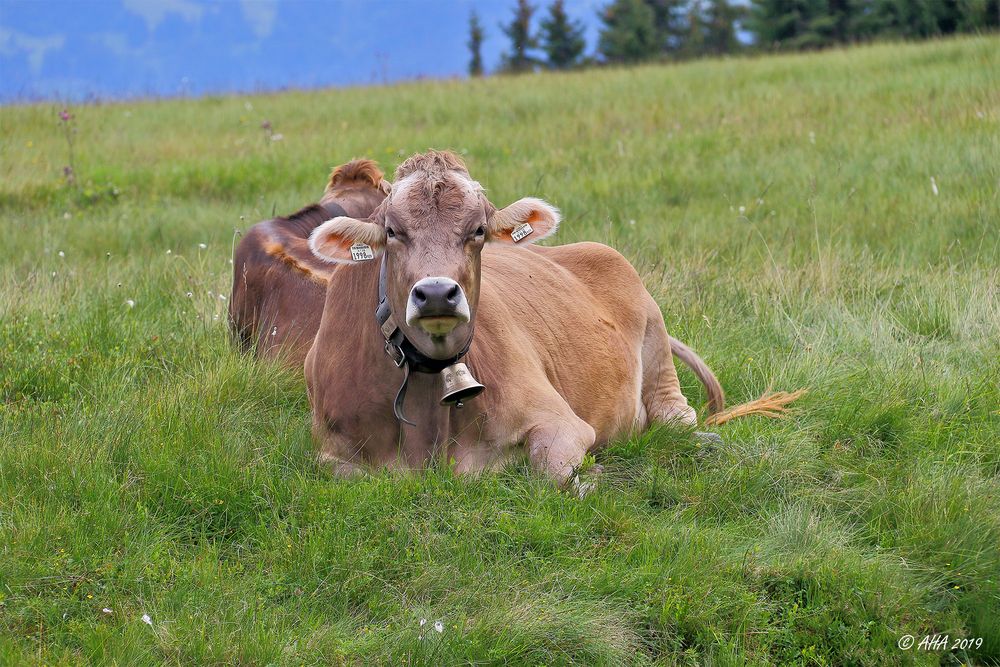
186, 292, 193, 298
270, 133, 284, 142
166, 249, 172, 255
738, 206, 746, 214
63, 212, 71, 219
126, 299, 135, 308
58, 250, 65, 257
419, 618, 427, 627
102, 608, 113, 615
218, 294, 226, 301
198, 243, 207, 249
141, 613, 152, 626
434, 620, 444, 633
628, 219, 636, 226
271, 326, 277, 336
930, 176, 939, 196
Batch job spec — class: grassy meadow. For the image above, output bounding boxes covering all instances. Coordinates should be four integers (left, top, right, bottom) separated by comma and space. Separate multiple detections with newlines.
1, 36, 998, 665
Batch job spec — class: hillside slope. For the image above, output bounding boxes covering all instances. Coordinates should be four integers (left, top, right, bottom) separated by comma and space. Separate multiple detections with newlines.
1, 37, 998, 665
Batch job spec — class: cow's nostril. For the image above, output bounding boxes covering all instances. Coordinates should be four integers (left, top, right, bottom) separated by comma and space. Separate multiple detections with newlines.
413, 287, 427, 305
446, 284, 460, 303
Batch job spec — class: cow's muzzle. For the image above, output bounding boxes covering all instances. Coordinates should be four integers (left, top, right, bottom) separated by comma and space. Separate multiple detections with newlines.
405, 277, 470, 335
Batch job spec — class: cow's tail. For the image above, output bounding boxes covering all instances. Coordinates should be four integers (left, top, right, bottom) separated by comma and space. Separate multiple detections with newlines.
668, 335, 807, 426
669, 335, 725, 414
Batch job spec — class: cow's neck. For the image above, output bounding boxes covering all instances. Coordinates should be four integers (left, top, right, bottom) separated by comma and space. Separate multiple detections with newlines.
325, 258, 456, 465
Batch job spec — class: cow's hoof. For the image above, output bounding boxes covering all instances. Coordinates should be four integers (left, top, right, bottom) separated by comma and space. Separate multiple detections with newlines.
569, 464, 604, 499
657, 404, 698, 427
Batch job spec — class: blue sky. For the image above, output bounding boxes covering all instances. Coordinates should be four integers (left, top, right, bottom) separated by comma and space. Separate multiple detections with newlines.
0, 0, 605, 102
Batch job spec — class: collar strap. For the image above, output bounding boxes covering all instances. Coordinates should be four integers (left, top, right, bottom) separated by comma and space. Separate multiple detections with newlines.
374, 255, 473, 425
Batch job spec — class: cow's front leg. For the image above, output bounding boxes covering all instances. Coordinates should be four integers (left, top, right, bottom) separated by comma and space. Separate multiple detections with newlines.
525, 410, 596, 486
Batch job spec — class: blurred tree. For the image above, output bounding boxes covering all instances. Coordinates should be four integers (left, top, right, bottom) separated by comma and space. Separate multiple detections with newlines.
540, 0, 587, 68
468, 11, 486, 76
955, 0, 1000, 28
703, 0, 746, 54
598, 0, 660, 62
684, 0, 707, 56
500, 0, 540, 73
751, 0, 997, 48
865, 0, 998, 37
751, 0, 846, 49
645, 0, 688, 51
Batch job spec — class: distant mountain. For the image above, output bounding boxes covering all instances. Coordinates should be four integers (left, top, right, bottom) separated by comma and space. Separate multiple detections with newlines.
0, 0, 604, 103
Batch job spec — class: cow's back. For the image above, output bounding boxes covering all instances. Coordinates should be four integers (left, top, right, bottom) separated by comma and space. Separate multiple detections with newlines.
230, 214, 331, 365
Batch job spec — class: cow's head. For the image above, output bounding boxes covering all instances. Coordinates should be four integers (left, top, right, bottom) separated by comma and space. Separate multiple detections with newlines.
309, 150, 559, 360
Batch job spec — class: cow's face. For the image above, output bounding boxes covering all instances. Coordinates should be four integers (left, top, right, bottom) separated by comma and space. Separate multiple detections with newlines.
309, 152, 560, 360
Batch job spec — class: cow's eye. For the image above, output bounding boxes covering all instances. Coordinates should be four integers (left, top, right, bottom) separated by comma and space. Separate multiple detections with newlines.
475, 226, 486, 238
386, 227, 396, 239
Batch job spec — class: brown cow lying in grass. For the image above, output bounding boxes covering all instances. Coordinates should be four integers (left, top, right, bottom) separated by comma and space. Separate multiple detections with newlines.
229, 159, 389, 366
298, 151, 800, 483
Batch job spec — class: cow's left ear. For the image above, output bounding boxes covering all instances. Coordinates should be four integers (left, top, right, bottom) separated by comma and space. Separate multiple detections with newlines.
488, 197, 560, 245
309, 216, 386, 264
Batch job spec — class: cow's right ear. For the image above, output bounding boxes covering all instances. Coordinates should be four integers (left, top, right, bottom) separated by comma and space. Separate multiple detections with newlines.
309, 217, 386, 264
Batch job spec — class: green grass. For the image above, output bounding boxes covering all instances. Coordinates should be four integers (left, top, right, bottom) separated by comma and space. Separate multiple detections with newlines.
1, 36, 998, 665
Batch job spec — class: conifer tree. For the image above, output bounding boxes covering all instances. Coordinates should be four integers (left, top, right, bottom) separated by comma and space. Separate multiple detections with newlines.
598, 0, 659, 62
540, 0, 587, 69
703, 0, 744, 54
468, 11, 486, 77
500, 0, 540, 73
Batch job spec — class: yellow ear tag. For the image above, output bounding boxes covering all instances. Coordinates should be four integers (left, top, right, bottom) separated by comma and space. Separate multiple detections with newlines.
511, 223, 533, 243
350, 243, 374, 261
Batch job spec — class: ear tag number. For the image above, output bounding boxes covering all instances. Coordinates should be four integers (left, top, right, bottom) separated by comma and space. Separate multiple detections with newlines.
350, 243, 374, 261
511, 223, 533, 243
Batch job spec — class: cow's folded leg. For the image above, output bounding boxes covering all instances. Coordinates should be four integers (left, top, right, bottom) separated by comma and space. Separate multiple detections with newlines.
315, 451, 366, 477
313, 419, 367, 477
525, 412, 596, 485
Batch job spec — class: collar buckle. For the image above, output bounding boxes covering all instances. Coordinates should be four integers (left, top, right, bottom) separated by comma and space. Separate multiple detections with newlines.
384, 339, 405, 367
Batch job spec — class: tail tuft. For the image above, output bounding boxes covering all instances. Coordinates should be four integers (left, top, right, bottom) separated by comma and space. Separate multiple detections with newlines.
703, 389, 808, 426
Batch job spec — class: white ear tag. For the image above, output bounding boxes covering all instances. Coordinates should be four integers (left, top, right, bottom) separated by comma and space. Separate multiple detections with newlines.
350, 243, 374, 261
510, 223, 533, 243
